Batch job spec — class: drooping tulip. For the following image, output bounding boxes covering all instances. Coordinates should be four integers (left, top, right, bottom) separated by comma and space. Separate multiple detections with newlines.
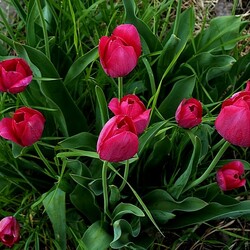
216, 161, 246, 191
0, 58, 33, 94
108, 94, 151, 134
0, 216, 20, 248
98, 24, 141, 78
97, 115, 139, 162
175, 98, 202, 128
0, 107, 45, 147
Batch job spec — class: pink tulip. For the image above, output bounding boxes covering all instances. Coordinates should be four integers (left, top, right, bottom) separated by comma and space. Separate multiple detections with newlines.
98, 24, 141, 78
0, 58, 33, 94
0, 216, 20, 248
175, 98, 202, 128
108, 94, 151, 134
97, 115, 139, 162
216, 161, 246, 191
0, 107, 45, 147
215, 82, 250, 147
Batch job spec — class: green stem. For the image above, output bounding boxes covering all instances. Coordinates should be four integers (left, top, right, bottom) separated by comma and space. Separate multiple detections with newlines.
33, 143, 57, 178
102, 161, 110, 220
118, 77, 123, 101
184, 140, 231, 192
0, 92, 7, 118
119, 160, 129, 192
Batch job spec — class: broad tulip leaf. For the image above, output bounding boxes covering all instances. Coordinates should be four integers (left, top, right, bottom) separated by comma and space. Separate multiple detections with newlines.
158, 75, 196, 119
138, 121, 169, 155
14, 43, 88, 136
70, 185, 100, 222
158, 7, 194, 78
169, 136, 201, 199
123, 0, 162, 52
112, 203, 145, 221
144, 189, 208, 213
150, 210, 175, 224
166, 200, 250, 229
43, 188, 66, 250
58, 132, 97, 150
80, 221, 112, 250
95, 85, 109, 131
195, 16, 244, 53
64, 47, 98, 86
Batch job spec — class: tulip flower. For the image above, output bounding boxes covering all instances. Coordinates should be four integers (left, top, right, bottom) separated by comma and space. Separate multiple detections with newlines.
0, 216, 20, 248
0, 107, 45, 147
216, 161, 246, 191
108, 94, 151, 134
0, 58, 33, 94
175, 98, 203, 128
98, 24, 141, 78
97, 115, 139, 162
215, 82, 250, 147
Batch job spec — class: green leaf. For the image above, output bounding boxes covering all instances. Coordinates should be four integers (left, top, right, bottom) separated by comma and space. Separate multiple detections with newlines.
64, 47, 98, 86
123, 0, 162, 52
138, 121, 169, 155
70, 185, 100, 222
58, 132, 97, 150
169, 136, 201, 199
79, 221, 112, 250
167, 200, 250, 229
112, 203, 145, 221
158, 7, 194, 78
195, 15, 244, 53
95, 85, 109, 129
144, 189, 208, 213
43, 188, 66, 250
158, 75, 196, 119
14, 43, 88, 136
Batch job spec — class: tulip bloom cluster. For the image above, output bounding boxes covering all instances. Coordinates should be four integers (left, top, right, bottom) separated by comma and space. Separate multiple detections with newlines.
0, 58, 33, 94
216, 161, 246, 191
175, 98, 203, 129
98, 24, 141, 78
0, 216, 20, 248
97, 94, 151, 162
215, 81, 250, 147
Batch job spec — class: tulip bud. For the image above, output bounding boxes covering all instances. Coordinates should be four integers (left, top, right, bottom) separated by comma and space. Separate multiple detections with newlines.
0, 107, 45, 147
0, 216, 20, 248
216, 161, 246, 191
175, 98, 202, 128
98, 24, 141, 78
97, 115, 139, 162
108, 94, 151, 134
0, 58, 33, 94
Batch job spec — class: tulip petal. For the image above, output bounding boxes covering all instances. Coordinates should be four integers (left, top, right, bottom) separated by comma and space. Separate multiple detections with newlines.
113, 24, 141, 58
0, 118, 20, 145
98, 131, 139, 162
215, 105, 250, 147
105, 45, 137, 77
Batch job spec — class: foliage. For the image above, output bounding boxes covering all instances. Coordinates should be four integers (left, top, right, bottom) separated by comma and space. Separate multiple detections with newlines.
0, 0, 250, 249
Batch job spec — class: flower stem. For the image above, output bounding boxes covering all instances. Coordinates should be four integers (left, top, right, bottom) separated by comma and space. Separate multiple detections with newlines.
184, 140, 231, 192
118, 77, 123, 101
119, 160, 129, 192
102, 161, 110, 220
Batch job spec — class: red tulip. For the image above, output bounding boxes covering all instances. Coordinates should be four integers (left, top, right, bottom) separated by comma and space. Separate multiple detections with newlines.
215, 83, 250, 147
108, 94, 151, 134
0, 58, 33, 94
0, 216, 20, 248
0, 107, 45, 147
98, 24, 141, 78
216, 161, 246, 191
175, 98, 202, 128
97, 115, 139, 162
